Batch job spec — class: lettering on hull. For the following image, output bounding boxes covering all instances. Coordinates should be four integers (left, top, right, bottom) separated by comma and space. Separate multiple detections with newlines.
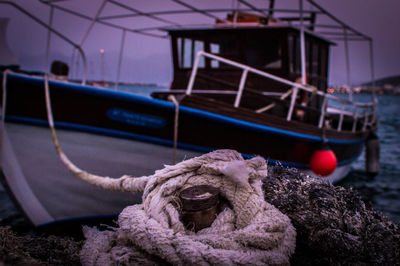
106, 108, 166, 129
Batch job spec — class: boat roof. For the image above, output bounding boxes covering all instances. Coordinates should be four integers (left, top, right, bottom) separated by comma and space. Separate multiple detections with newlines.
35, 0, 372, 43
165, 24, 336, 45
0, 0, 374, 85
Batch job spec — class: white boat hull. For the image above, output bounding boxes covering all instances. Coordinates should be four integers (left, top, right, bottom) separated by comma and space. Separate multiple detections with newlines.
1, 122, 201, 227
305, 164, 352, 184
1, 121, 353, 227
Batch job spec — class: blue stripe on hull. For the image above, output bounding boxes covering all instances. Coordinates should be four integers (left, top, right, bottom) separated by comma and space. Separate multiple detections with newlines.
6, 115, 360, 170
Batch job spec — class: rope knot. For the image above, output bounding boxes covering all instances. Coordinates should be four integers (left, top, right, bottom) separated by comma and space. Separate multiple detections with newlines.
81, 150, 296, 265
221, 160, 250, 187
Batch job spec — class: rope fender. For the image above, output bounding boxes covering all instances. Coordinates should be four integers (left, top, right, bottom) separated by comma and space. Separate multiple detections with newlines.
80, 150, 296, 265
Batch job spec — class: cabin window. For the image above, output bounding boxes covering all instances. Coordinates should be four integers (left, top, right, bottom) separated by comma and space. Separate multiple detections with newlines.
246, 36, 282, 69
288, 35, 294, 73
319, 45, 328, 90
206, 38, 240, 68
306, 40, 311, 74
183, 38, 192, 68
194, 40, 205, 68
287, 32, 330, 92
210, 43, 220, 68
177, 37, 205, 69
288, 34, 326, 85
311, 42, 319, 75
288, 35, 301, 74
177, 37, 182, 67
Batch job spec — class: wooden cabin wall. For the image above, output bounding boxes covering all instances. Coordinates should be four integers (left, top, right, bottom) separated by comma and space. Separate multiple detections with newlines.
169, 28, 292, 93
169, 28, 331, 102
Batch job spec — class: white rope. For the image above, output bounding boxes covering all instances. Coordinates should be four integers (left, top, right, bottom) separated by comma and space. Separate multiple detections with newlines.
41, 76, 296, 265
81, 150, 296, 265
256, 89, 293, 114
43, 74, 149, 192
168, 94, 179, 165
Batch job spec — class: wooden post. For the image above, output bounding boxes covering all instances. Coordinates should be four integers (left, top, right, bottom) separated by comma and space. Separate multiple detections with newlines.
179, 185, 219, 232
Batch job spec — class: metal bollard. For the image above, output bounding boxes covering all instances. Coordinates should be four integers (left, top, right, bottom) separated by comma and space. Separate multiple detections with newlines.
179, 185, 219, 232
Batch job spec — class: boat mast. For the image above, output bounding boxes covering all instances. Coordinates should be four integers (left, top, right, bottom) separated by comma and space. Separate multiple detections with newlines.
268, 0, 275, 18
45, 5, 54, 74
78, 0, 107, 84
100, 49, 105, 83
114, 29, 126, 90
299, 0, 307, 85
343, 27, 352, 101
369, 39, 377, 124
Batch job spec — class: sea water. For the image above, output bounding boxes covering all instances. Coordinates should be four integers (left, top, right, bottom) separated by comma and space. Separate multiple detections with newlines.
337, 93, 400, 223
108, 84, 168, 97
0, 87, 399, 229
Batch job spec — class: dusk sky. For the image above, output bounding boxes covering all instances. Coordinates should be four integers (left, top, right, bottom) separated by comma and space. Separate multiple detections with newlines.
0, 0, 399, 86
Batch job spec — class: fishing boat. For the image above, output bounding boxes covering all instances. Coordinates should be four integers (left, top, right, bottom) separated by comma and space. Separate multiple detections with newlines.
0, 0, 378, 229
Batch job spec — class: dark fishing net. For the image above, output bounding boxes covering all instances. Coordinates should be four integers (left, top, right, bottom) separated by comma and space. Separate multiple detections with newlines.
263, 165, 400, 265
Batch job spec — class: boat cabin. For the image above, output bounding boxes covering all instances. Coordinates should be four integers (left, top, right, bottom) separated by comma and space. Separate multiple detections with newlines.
168, 26, 332, 96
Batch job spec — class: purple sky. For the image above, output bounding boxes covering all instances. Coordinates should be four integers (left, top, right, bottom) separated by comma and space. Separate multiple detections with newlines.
0, 0, 399, 86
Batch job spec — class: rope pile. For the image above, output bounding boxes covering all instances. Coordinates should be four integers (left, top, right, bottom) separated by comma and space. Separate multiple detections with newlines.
80, 150, 296, 265
39, 74, 296, 265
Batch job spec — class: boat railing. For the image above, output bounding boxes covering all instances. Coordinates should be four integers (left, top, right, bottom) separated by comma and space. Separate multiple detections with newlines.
186, 51, 376, 132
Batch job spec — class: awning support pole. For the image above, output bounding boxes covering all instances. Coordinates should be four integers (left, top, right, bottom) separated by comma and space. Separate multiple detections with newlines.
114, 29, 126, 90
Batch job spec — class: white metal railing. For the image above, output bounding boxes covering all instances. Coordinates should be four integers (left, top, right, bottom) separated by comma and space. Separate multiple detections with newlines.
186, 51, 377, 132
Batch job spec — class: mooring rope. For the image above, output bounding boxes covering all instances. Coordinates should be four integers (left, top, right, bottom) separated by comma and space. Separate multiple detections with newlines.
41, 76, 296, 265
43, 74, 149, 192
168, 94, 180, 165
80, 149, 296, 265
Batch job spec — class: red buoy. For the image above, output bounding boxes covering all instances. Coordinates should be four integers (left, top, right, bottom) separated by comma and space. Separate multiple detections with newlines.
309, 144, 337, 177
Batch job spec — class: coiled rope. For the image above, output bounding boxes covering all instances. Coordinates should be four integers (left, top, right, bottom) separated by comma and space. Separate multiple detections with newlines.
168, 94, 179, 165
41, 75, 296, 265
80, 150, 296, 265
